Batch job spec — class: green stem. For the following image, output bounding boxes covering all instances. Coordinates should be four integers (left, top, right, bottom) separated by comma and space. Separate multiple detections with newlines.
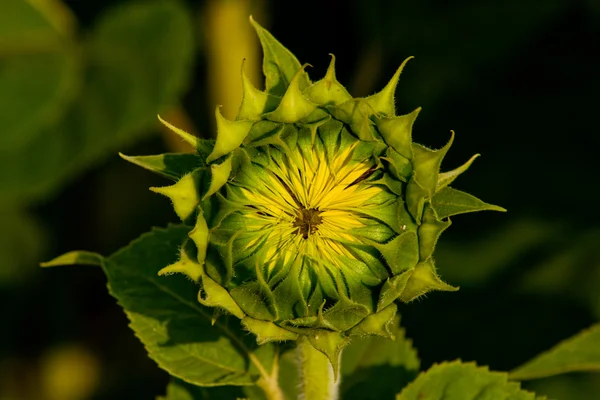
296, 336, 339, 400
256, 376, 284, 400
253, 349, 285, 400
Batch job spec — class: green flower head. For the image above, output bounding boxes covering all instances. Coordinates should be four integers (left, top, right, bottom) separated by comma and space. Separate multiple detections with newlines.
123, 18, 504, 365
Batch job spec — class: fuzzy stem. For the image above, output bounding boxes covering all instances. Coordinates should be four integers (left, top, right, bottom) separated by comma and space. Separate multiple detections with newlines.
296, 336, 339, 400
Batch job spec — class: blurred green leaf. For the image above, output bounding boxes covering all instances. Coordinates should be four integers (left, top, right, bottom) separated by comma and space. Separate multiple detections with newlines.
397, 361, 542, 400
41, 250, 103, 267
0, 205, 45, 285
510, 324, 600, 380
104, 224, 277, 386
435, 218, 561, 286
517, 228, 600, 318
523, 373, 600, 400
158, 378, 245, 400
341, 318, 420, 399
355, 0, 570, 105
0, 0, 195, 201
0, 0, 79, 152
276, 349, 299, 400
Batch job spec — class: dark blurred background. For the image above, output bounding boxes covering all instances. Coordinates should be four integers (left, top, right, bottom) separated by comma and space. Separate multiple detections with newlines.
1, 0, 599, 399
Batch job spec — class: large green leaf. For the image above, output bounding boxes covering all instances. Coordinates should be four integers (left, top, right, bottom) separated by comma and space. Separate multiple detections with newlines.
397, 361, 542, 400
0, 0, 78, 152
103, 225, 278, 386
0, 0, 195, 201
510, 324, 600, 380
341, 319, 420, 399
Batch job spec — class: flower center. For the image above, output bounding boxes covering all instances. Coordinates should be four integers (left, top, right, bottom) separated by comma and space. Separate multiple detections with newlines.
293, 207, 323, 239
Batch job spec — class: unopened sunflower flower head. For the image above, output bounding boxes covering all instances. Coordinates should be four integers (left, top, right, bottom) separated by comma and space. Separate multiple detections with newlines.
122, 18, 505, 367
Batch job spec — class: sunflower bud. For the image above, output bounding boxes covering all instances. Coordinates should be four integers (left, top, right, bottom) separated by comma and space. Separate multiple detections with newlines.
124, 18, 504, 366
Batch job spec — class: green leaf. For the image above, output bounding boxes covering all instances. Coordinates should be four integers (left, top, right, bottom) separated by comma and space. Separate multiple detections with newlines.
432, 186, 506, 220
342, 318, 420, 399
158, 378, 245, 400
0, 0, 195, 201
510, 324, 600, 380
397, 361, 541, 400
105, 225, 277, 386
119, 153, 205, 181
0, 0, 78, 152
250, 16, 310, 96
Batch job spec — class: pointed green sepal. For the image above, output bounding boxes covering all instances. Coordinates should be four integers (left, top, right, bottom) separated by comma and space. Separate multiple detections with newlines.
150, 171, 200, 221
41, 251, 103, 267
304, 54, 352, 106
272, 259, 309, 320
364, 56, 413, 117
119, 153, 203, 181
203, 156, 232, 200
437, 154, 480, 191
399, 259, 458, 302
418, 205, 452, 261
376, 271, 412, 312
188, 208, 209, 265
206, 107, 254, 163
236, 60, 280, 120
374, 107, 421, 160
432, 187, 507, 220
198, 275, 245, 319
371, 172, 404, 196
250, 16, 310, 96
230, 282, 276, 321
412, 132, 454, 195
158, 241, 203, 282
158, 115, 200, 149
328, 99, 376, 141
322, 296, 370, 332
242, 317, 298, 344
307, 330, 350, 378
264, 65, 318, 123
384, 147, 413, 182
406, 132, 454, 222
372, 231, 419, 275
348, 303, 397, 338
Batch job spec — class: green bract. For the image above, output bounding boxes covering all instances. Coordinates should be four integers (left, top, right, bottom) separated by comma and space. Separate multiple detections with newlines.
123, 18, 504, 366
